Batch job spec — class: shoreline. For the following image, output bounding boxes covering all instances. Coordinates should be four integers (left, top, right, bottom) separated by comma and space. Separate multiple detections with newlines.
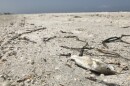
1, 11, 130, 15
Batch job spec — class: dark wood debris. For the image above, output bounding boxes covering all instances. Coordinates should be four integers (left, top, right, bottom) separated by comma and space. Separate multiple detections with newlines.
102, 34, 130, 48
86, 76, 120, 86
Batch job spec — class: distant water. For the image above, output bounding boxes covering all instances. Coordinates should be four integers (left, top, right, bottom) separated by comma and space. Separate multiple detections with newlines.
0, 0, 130, 14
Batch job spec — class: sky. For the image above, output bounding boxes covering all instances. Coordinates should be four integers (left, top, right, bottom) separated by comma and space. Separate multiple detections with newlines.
0, 0, 130, 14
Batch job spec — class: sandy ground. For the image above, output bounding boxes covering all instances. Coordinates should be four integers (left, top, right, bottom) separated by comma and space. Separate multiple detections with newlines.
0, 12, 130, 86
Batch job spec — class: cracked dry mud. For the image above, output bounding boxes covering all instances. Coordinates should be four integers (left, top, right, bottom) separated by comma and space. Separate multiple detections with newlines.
0, 12, 130, 86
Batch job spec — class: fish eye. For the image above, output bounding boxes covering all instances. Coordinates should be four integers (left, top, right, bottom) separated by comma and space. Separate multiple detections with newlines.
106, 67, 110, 70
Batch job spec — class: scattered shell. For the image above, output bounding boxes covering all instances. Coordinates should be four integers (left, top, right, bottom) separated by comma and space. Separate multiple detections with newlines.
70, 55, 116, 75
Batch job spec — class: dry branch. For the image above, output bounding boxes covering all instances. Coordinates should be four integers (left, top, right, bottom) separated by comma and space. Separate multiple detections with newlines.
1, 27, 46, 46
102, 34, 130, 48
60, 30, 73, 34
18, 37, 37, 44
79, 43, 89, 56
63, 36, 86, 43
60, 45, 130, 61
86, 77, 120, 86
96, 48, 121, 57
59, 53, 71, 57
43, 36, 57, 43
121, 26, 130, 28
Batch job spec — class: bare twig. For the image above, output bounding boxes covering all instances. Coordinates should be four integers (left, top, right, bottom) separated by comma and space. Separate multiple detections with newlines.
102, 37, 121, 48
60, 45, 130, 61
22, 27, 46, 34
60, 30, 73, 34
96, 48, 130, 61
86, 77, 120, 86
60, 46, 80, 51
43, 36, 57, 43
96, 48, 121, 57
63, 36, 86, 43
17, 74, 34, 83
1, 28, 46, 46
60, 45, 94, 57
121, 26, 130, 28
12, 27, 46, 40
102, 34, 130, 48
60, 45, 93, 51
18, 37, 37, 44
79, 43, 89, 56
59, 53, 71, 57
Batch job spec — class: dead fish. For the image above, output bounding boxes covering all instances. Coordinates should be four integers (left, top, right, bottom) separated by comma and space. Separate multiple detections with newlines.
70, 55, 116, 75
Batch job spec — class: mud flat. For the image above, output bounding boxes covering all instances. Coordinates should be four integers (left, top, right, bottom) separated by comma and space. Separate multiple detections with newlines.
0, 12, 130, 86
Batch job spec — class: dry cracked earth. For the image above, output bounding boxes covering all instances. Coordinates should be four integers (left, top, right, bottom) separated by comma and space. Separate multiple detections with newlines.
0, 12, 130, 86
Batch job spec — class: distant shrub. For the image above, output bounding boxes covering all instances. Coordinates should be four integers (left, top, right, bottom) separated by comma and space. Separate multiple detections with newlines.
73, 16, 82, 18
3, 12, 12, 15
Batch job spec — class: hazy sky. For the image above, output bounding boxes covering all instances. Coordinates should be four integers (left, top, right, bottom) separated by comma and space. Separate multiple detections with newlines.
0, 0, 130, 14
